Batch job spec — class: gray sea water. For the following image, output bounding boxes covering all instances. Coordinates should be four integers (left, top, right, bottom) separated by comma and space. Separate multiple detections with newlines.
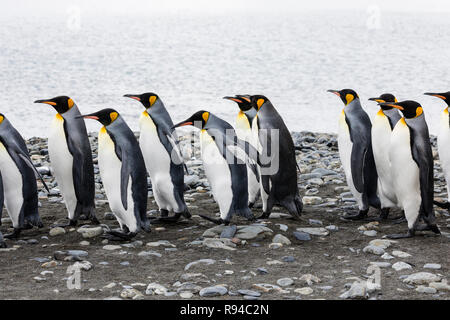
1, 10, 450, 137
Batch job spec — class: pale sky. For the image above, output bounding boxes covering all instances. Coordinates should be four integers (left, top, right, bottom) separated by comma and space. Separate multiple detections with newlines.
1, 0, 450, 16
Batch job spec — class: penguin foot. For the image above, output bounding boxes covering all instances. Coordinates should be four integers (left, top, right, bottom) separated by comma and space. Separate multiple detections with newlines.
90, 216, 100, 225
21, 222, 34, 230
248, 202, 255, 209
4, 228, 21, 240
0, 241, 6, 248
52, 219, 77, 228
386, 230, 414, 239
415, 224, 441, 234
391, 217, 407, 225
160, 209, 169, 218
198, 214, 229, 225
79, 214, 89, 221
343, 210, 368, 221
103, 230, 137, 241
257, 212, 271, 220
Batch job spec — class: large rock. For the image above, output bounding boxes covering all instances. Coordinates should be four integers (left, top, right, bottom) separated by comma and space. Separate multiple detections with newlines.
403, 273, 442, 285
272, 234, 291, 245
49, 227, 66, 237
184, 259, 216, 271
199, 286, 227, 297
202, 238, 236, 251
296, 227, 329, 237
339, 282, 368, 300
235, 225, 273, 240
363, 245, 385, 256
77, 226, 103, 239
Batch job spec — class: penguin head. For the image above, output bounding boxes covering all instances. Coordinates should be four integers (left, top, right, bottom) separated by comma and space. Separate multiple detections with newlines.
80, 108, 120, 126
123, 92, 160, 109
424, 91, 450, 106
368, 93, 398, 110
380, 100, 423, 119
327, 89, 359, 105
173, 111, 209, 130
34, 96, 75, 114
223, 95, 252, 111
250, 95, 269, 111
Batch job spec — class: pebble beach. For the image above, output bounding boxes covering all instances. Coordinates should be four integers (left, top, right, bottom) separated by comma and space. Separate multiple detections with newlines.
0, 130, 448, 300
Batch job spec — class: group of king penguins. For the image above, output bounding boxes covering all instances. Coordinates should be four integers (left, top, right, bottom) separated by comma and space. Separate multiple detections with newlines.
0, 88, 447, 248
0, 93, 303, 247
327, 88, 449, 239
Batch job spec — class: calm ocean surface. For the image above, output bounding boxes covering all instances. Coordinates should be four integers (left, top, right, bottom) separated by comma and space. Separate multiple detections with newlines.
1, 10, 450, 137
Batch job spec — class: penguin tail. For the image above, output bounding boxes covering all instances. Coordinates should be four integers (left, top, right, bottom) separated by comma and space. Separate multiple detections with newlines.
433, 200, 450, 210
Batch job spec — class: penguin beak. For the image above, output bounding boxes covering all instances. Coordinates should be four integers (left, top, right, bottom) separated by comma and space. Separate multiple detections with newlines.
223, 96, 243, 103
34, 99, 57, 106
424, 92, 447, 100
172, 121, 193, 129
327, 90, 340, 97
123, 94, 141, 101
368, 97, 385, 103
381, 103, 404, 111
78, 114, 99, 120
237, 95, 251, 103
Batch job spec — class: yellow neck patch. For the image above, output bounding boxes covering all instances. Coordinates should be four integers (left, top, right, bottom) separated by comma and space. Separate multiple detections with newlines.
257, 98, 265, 109
0, 115, 3, 124
415, 107, 423, 118
377, 109, 385, 117
68, 98, 74, 109
202, 112, 209, 123
110, 112, 118, 122
149, 96, 157, 107
345, 94, 354, 105
100, 126, 106, 133
444, 108, 449, 114
400, 117, 407, 125
55, 113, 64, 120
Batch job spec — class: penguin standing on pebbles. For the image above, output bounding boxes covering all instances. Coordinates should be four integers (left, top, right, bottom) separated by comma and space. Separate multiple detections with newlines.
381, 100, 440, 238
223, 95, 260, 208
368, 93, 401, 219
34, 96, 98, 226
81, 109, 150, 240
0, 114, 48, 239
0, 174, 6, 248
328, 89, 380, 220
249, 95, 302, 220
123, 92, 190, 223
424, 91, 450, 210
173, 111, 254, 224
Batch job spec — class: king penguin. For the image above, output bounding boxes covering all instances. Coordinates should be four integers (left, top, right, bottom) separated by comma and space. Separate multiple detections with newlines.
380, 100, 440, 238
249, 95, 303, 220
0, 173, 5, 248
0, 113, 48, 239
368, 93, 401, 219
424, 91, 450, 211
223, 95, 260, 208
328, 89, 380, 220
123, 93, 190, 222
34, 96, 98, 226
173, 111, 254, 224
81, 108, 150, 240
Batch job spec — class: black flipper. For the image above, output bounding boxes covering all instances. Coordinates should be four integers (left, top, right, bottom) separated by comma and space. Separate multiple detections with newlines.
16, 153, 49, 193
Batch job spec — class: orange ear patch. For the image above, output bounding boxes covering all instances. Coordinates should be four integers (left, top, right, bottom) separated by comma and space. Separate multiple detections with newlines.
202, 112, 209, 123
257, 98, 264, 109
149, 96, 157, 106
68, 98, 74, 109
110, 112, 118, 122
